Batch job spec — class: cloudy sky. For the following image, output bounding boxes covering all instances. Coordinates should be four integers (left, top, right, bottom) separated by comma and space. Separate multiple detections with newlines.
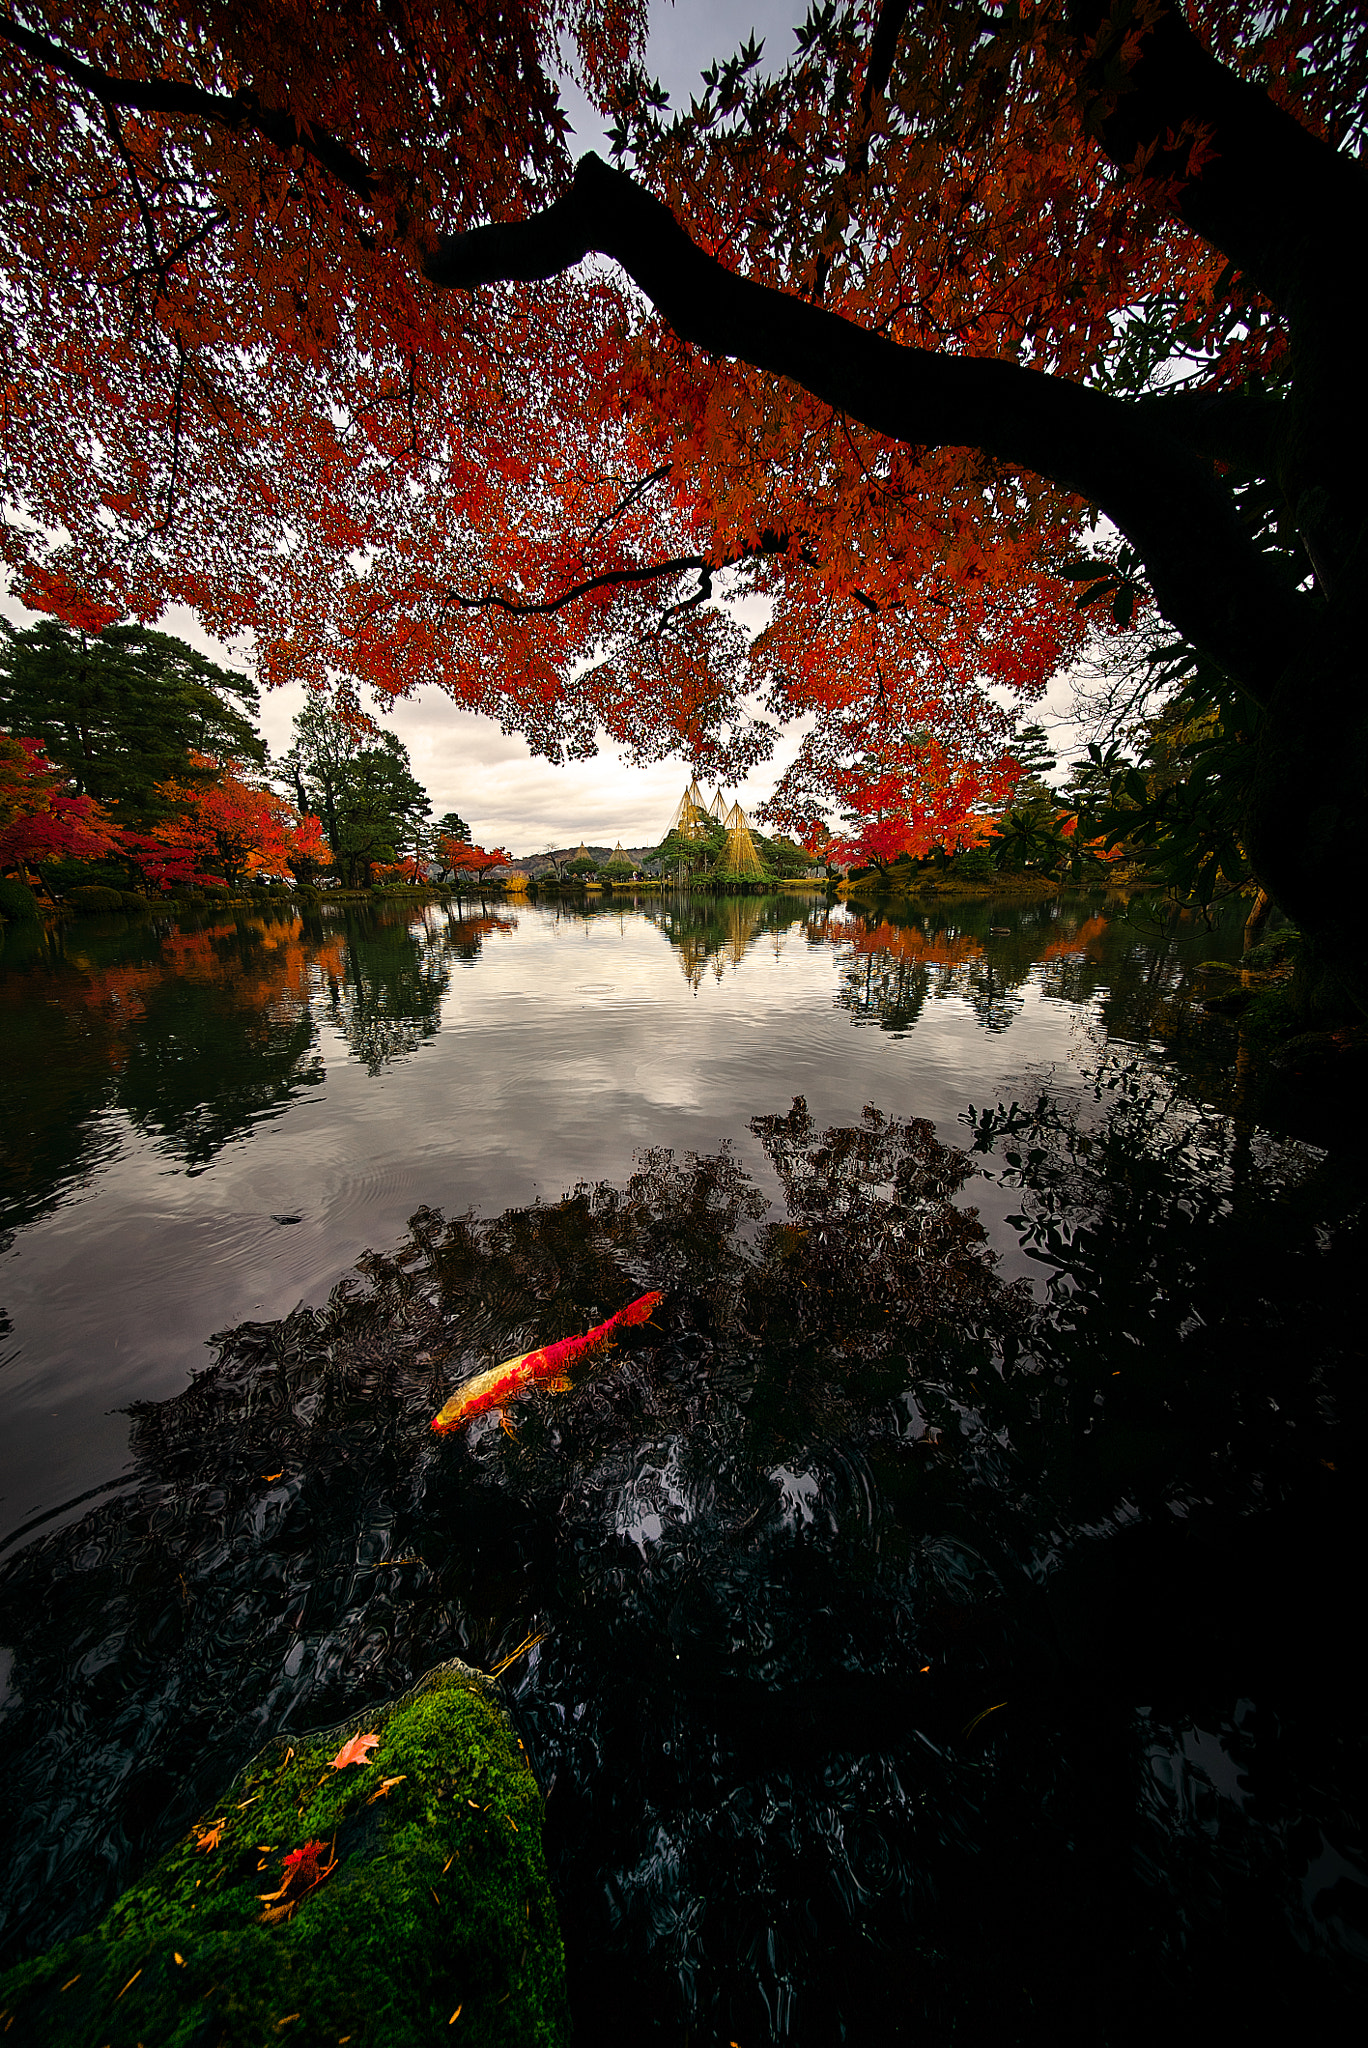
1, 1, 1085, 856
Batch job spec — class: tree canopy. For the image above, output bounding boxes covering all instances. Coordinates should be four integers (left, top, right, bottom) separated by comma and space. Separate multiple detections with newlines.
281, 691, 431, 885
0, 622, 263, 820
1, 3, 1364, 982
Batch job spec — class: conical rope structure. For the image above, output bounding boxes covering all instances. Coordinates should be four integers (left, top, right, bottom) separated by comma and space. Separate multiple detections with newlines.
717, 802, 767, 881
667, 781, 712, 841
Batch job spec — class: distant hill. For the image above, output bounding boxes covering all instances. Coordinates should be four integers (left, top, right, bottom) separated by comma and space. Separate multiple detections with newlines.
502, 845, 656, 875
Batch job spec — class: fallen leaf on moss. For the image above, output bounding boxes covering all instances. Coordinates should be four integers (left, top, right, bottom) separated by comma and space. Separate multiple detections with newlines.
365, 1776, 406, 1805
328, 1732, 380, 1770
258, 1838, 338, 1920
194, 1820, 226, 1852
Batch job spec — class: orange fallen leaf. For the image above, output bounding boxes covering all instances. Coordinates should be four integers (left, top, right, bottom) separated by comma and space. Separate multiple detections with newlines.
194, 1820, 226, 1853
328, 1732, 380, 1770
448, 2007, 462, 2024
262, 1471, 285, 1482
365, 1775, 406, 1805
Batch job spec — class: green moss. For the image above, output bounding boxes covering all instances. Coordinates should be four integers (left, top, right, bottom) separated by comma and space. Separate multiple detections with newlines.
0, 877, 40, 921
0, 1660, 567, 2047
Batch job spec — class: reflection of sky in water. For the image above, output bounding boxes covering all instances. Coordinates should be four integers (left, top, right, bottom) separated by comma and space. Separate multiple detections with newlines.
0, 891, 1237, 1536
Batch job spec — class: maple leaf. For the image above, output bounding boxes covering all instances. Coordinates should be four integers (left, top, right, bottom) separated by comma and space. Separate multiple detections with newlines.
329, 1731, 381, 1770
282, 1841, 333, 1890
258, 1838, 338, 1919
194, 1819, 226, 1853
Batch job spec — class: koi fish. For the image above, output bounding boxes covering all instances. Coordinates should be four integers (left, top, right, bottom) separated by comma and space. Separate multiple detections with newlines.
431, 1291, 664, 1434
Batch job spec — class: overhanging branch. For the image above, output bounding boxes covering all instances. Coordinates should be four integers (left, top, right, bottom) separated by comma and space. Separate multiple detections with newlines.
427, 153, 1305, 701
0, 13, 379, 201
445, 555, 714, 617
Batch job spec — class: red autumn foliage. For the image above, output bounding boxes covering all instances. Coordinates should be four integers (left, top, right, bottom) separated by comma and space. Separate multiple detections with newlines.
827, 738, 1007, 875
157, 757, 330, 886
0, 3, 1360, 980
441, 840, 512, 884
0, 735, 122, 874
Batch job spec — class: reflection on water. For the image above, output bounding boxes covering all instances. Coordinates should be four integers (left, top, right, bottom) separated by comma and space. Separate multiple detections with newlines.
2, 886, 1363, 2033
0, 1083, 1361, 2038
318, 904, 515, 1072
0, 902, 525, 1233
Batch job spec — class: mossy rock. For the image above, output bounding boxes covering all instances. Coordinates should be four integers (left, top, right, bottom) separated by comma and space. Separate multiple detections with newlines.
0, 1659, 568, 2047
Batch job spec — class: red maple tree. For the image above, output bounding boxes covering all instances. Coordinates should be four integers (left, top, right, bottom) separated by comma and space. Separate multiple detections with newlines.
0, 735, 122, 876
158, 757, 330, 887
441, 840, 513, 886
0, 6, 1361, 982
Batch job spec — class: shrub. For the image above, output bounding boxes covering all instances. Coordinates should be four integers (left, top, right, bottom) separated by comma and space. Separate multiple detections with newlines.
0, 876, 40, 920
120, 890, 151, 915
65, 884, 125, 912
39, 857, 131, 895
949, 847, 996, 882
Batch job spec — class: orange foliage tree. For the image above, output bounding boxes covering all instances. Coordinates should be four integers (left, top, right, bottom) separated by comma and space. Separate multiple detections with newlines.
441, 840, 513, 887
158, 757, 329, 887
0, 5, 1363, 982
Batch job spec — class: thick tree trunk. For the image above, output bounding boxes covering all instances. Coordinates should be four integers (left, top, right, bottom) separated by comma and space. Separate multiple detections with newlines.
1241, 614, 1368, 1013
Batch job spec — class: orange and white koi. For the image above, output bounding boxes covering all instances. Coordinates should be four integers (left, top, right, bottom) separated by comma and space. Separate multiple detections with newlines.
430, 1291, 664, 1434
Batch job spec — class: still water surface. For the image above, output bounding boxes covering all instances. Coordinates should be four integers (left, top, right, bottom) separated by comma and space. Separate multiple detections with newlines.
0, 889, 1362, 2040
2, 890, 1169, 1536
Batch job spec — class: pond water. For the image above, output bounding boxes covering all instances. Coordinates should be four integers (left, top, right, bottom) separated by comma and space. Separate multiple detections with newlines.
0, 889, 1363, 2039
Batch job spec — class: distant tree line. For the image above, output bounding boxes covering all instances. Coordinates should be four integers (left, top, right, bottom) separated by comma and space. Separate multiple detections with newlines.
1, 623, 485, 902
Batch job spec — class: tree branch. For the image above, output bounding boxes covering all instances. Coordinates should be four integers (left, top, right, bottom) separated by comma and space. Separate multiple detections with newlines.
427, 153, 1305, 702
446, 555, 714, 617
1134, 386, 1286, 471
1065, 0, 1364, 322
0, 13, 379, 201
583, 464, 672, 548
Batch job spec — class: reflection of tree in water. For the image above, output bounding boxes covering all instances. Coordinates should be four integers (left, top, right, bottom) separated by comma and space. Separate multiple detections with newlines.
1, 908, 332, 1206
0, 1084, 1360, 2038
836, 914, 1031, 1033
442, 905, 517, 962
321, 906, 456, 1072
120, 915, 327, 1166
647, 892, 813, 990
834, 899, 1234, 1037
